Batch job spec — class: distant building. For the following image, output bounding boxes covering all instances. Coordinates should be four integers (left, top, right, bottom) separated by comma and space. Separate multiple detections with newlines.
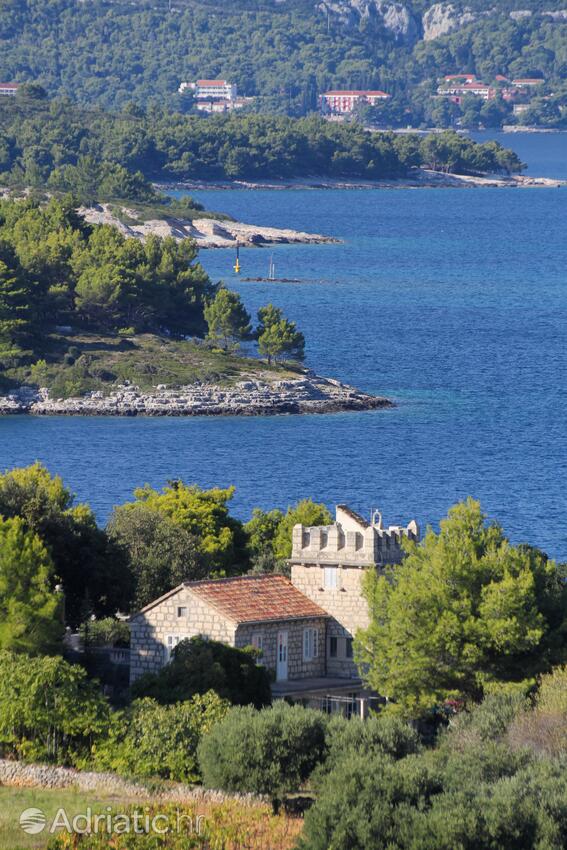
177, 79, 250, 113
512, 78, 544, 88
179, 79, 237, 100
0, 83, 19, 97
443, 74, 477, 84
438, 74, 498, 104
321, 90, 390, 115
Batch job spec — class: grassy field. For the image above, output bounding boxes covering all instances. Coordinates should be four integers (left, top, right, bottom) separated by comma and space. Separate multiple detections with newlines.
0, 788, 302, 850
4, 332, 299, 399
0, 787, 134, 850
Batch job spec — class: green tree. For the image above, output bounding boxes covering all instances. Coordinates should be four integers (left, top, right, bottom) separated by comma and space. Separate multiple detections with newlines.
0, 463, 132, 626
107, 503, 208, 610
93, 692, 229, 783
132, 636, 271, 708
0, 241, 33, 367
121, 480, 247, 576
0, 651, 110, 763
0, 517, 63, 654
244, 507, 284, 572
356, 499, 567, 716
198, 702, 328, 812
257, 304, 305, 364
204, 287, 252, 351
273, 499, 333, 562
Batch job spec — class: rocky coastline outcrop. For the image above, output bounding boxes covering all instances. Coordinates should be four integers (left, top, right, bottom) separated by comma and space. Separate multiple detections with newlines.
78, 205, 338, 249
0, 376, 392, 417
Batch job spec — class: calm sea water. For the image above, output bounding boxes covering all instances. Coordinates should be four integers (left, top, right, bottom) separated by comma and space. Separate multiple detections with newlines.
1, 135, 566, 557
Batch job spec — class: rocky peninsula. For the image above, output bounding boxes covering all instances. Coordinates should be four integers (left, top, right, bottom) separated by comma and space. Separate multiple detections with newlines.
79, 204, 338, 249
0, 376, 392, 417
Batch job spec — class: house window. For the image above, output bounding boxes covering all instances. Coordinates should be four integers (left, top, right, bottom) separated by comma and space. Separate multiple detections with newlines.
303, 628, 319, 661
177, 606, 187, 618
346, 638, 354, 659
324, 566, 338, 589
164, 634, 184, 661
251, 633, 264, 657
329, 636, 338, 658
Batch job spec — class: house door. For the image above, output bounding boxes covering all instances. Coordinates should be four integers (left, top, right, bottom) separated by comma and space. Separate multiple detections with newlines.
276, 631, 288, 681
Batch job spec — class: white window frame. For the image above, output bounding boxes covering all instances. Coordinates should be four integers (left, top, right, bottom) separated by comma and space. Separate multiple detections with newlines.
164, 634, 185, 662
177, 606, 187, 618
324, 566, 339, 590
303, 627, 319, 662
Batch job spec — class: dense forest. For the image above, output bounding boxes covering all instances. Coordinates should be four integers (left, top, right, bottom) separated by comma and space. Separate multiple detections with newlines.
0, 0, 565, 126
0, 94, 524, 195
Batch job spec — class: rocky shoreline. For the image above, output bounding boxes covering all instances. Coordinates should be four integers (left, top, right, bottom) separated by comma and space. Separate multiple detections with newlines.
0, 376, 392, 417
159, 169, 565, 193
79, 204, 338, 249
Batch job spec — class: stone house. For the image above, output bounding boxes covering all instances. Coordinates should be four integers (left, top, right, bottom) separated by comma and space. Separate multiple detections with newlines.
129, 505, 419, 711
129, 574, 329, 685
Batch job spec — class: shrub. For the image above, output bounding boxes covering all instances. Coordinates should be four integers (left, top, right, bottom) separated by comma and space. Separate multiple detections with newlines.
79, 617, 130, 648
443, 691, 526, 751
198, 702, 328, 811
313, 713, 420, 783
132, 636, 271, 708
299, 752, 440, 850
300, 747, 567, 850
0, 651, 110, 764
507, 665, 567, 757
94, 692, 229, 782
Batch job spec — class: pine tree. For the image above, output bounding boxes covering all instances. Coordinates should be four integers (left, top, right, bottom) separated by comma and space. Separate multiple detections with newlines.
0, 516, 63, 654
204, 287, 252, 351
257, 303, 305, 365
0, 243, 31, 368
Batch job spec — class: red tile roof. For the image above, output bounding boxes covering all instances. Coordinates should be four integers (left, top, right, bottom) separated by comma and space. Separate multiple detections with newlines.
0, 83, 19, 89
197, 79, 228, 86
188, 575, 329, 624
323, 90, 389, 97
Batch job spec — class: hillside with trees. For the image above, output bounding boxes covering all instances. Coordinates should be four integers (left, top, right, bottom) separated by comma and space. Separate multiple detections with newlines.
0, 0, 565, 126
0, 95, 524, 193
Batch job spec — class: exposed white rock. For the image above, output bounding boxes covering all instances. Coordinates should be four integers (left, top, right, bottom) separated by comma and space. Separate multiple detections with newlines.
0, 378, 392, 417
318, 0, 419, 45
422, 3, 478, 40
77, 204, 337, 249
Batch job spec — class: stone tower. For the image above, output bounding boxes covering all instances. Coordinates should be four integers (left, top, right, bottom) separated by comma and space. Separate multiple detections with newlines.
290, 505, 419, 677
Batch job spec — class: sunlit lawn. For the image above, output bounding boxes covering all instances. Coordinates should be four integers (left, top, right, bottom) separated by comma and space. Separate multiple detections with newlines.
0, 787, 132, 850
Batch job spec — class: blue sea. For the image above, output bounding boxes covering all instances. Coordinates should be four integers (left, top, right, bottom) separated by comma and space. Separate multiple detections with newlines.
1, 134, 566, 557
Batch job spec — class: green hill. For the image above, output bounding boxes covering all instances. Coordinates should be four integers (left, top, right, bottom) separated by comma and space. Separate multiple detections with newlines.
0, 0, 565, 126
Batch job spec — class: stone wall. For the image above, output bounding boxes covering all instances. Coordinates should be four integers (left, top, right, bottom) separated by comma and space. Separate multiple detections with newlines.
0, 760, 264, 805
236, 617, 327, 680
129, 588, 236, 683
